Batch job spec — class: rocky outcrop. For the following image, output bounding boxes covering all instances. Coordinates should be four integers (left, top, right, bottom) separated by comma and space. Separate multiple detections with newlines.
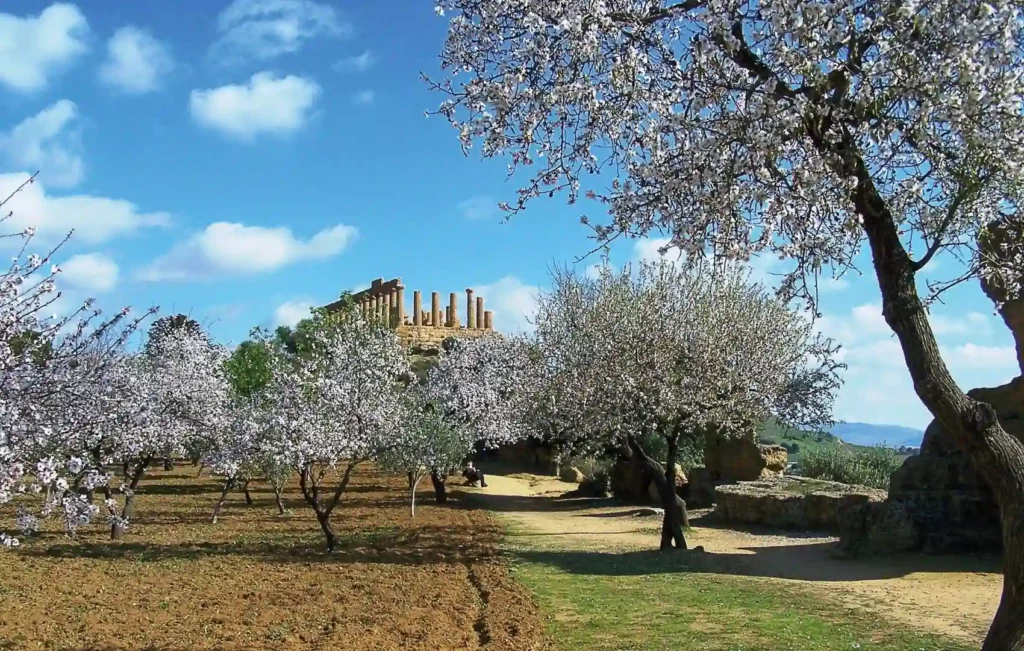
610, 456, 686, 504
559, 466, 584, 484
715, 477, 886, 532
839, 378, 1020, 555
704, 433, 788, 482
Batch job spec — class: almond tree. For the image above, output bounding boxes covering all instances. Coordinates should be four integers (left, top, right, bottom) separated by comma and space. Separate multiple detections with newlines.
429, 3, 1024, 645
534, 260, 839, 549
262, 309, 411, 552
421, 333, 535, 502
376, 388, 467, 517
1, 176, 152, 547
102, 325, 231, 539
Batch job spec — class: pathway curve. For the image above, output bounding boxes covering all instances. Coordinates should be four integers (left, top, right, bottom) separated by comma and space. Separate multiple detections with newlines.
462, 472, 1002, 646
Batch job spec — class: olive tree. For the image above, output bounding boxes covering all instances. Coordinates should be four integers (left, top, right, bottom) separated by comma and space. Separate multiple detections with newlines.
429, 2, 1024, 645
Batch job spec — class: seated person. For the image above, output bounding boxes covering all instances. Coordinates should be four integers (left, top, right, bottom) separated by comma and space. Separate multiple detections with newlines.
462, 462, 487, 488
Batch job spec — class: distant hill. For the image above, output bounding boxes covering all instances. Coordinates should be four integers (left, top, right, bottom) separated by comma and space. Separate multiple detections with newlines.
757, 419, 922, 461
828, 422, 924, 449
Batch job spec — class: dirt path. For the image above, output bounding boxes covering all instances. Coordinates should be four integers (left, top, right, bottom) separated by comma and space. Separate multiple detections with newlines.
464, 472, 1003, 646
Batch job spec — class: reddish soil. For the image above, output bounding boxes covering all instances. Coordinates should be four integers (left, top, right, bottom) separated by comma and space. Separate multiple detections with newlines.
0, 465, 547, 651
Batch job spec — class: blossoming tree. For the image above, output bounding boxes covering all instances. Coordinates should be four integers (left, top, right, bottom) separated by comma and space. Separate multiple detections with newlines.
429, 2, 1024, 644
1, 176, 152, 546
534, 259, 840, 548
420, 333, 536, 502
260, 308, 411, 551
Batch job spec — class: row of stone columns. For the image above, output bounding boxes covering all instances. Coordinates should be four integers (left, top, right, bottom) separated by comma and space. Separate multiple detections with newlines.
356, 283, 493, 330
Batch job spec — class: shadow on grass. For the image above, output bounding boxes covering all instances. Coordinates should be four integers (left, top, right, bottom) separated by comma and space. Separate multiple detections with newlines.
510, 543, 1002, 583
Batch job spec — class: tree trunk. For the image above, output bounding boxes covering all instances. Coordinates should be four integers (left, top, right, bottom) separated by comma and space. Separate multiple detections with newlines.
316, 511, 338, 552
273, 481, 286, 515
627, 435, 687, 551
196, 463, 205, 478
163, 457, 173, 471
430, 469, 448, 504
848, 155, 1024, 650
212, 477, 235, 524
411, 474, 425, 518
111, 492, 136, 540
407, 471, 415, 491
242, 480, 254, 506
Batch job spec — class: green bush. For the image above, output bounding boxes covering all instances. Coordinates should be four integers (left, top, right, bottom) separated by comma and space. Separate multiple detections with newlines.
798, 444, 903, 489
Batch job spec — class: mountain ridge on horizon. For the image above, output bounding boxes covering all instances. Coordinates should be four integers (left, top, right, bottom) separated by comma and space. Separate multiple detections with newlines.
829, 421, 925, 449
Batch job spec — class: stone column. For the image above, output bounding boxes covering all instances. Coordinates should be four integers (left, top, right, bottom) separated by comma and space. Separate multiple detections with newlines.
371, 295, 379, 320
382, 302, 390, 326
466, 289, 476, 329
484, 311, 493, 330
448, 292, 458, 327
396, 284, 406, 325
389, 289, 399, 327
413, 291, 422, 326
476, 297, 484, 329
431, 292, 442, 328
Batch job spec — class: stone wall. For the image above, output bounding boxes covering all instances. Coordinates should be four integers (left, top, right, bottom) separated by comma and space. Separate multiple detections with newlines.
715, 477, 886, 533
396, 324, 492, 349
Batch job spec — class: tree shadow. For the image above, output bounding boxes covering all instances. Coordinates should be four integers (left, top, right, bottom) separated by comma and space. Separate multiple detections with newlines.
453, 490, 618, 513
15, 525, 498, 567
513, 542, 1002, 583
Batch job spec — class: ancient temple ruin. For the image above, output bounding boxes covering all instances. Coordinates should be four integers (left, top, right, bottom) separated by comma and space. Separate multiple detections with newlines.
323, 277, 495, 348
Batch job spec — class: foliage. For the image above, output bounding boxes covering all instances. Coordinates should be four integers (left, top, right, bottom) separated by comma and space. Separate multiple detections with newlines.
799, 444, 904, 489
222, 335, 273, 399
428, 0, 1024, 306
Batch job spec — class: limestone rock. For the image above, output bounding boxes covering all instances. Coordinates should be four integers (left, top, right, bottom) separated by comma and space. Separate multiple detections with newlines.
714, 477, 886, 532
686, 466, 722, 509
611, 457, 687, 503
559, 466, 584, 484
704, 433, 789, 482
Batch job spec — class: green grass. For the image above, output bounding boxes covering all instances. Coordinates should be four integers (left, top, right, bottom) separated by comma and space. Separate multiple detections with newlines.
757, 418, 855, 462
502, 529, 972, 651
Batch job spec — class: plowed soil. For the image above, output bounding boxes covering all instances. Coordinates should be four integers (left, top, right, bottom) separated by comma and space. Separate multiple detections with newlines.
0, 466, 547, 651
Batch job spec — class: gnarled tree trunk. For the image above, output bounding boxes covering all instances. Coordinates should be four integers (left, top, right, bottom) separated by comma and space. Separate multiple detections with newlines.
851, 158, 1024, 651
430, 469, 448, 504
626, 435, 688, 551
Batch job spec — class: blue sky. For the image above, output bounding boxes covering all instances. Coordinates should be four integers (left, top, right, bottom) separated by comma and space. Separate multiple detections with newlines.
0, 1, 1018, 431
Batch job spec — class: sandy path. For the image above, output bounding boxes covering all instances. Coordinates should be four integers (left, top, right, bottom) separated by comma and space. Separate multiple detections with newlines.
464, 473, 1003, 646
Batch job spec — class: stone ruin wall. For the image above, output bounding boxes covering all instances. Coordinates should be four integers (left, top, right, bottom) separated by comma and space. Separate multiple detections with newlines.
325, 277, 496, 349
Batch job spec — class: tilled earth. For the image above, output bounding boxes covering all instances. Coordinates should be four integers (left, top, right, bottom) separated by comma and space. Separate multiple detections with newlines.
0, 465, 547, 651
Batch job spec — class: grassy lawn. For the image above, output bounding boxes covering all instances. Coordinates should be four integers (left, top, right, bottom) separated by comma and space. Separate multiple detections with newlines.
504, 534, 972, 651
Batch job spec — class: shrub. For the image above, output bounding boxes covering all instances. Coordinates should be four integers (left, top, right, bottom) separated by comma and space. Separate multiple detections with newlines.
799, 444, 903, 489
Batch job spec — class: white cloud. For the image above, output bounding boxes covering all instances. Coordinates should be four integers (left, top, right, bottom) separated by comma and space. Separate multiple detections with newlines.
211, 0, 349, 63
273, 299, 313, 327
930, 311, 992, 336
138, 221, 358, 281
352, 89, 375, 105
98, 26, 174, 95
458, 195, 500, 221
334, 50, 376, 72
472, 276, 540, 334
189, 72, 321, 141
59, 253, 119, 292
943, 343, 1017, 372
0, 4, 89, 93
0, 173, 171, 244
0, 100, 84, 188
